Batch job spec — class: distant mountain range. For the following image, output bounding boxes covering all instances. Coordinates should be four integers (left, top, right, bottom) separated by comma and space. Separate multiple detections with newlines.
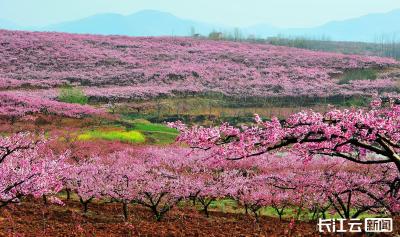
285, 9, 400, 42
44, 10, 218, 36
1, 9, 400, 42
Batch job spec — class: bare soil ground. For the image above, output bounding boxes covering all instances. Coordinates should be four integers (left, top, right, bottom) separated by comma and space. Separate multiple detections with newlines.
0, 200, 397, 237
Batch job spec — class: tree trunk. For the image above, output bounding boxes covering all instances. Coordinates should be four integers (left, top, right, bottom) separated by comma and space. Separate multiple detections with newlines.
80, 197, 90, 213
151, 206, 162, 222
311, 208, 318, 221
203, 205, 210, 218
122, 202, 129, 221
252, 209, 260, 222
83, 202, 88, 213
43, 195, 47, 205
295, 206, 303, 220
66, 189, 71, 200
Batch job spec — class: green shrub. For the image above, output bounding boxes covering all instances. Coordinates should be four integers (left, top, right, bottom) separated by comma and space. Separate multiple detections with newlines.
58, 86, 89, 105
338, 68, 377, 85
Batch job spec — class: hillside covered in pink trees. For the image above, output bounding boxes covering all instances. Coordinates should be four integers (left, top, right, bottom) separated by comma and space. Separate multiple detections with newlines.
0, 30, 399, 102
1, 30, 400, 236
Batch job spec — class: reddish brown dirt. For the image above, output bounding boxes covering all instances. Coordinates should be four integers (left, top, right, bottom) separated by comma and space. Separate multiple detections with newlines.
0, 200, 397, 237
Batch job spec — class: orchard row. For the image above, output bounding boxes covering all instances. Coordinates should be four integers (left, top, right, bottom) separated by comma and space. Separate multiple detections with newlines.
0, 132, 398, 222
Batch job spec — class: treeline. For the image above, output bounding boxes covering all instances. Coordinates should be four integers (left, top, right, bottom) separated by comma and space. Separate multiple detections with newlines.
190, 27, 400, 60
267, 35, 400, 60
374, 34, 400, 59
191, 27, 246, 42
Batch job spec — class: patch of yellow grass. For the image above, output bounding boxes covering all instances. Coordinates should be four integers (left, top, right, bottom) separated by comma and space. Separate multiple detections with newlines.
78, 130, 145, 143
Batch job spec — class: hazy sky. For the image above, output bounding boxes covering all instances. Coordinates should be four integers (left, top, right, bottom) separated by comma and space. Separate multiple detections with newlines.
1, 0, 400, 27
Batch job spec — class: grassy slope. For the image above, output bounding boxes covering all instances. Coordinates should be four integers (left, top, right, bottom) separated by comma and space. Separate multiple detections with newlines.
128, 121, 179, 145
78, 119, 178, 145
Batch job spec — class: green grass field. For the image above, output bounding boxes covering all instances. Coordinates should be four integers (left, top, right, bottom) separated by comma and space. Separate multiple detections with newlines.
206, 199, 379, 220
78, 119, 178, 145
128, 120, 179, 145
